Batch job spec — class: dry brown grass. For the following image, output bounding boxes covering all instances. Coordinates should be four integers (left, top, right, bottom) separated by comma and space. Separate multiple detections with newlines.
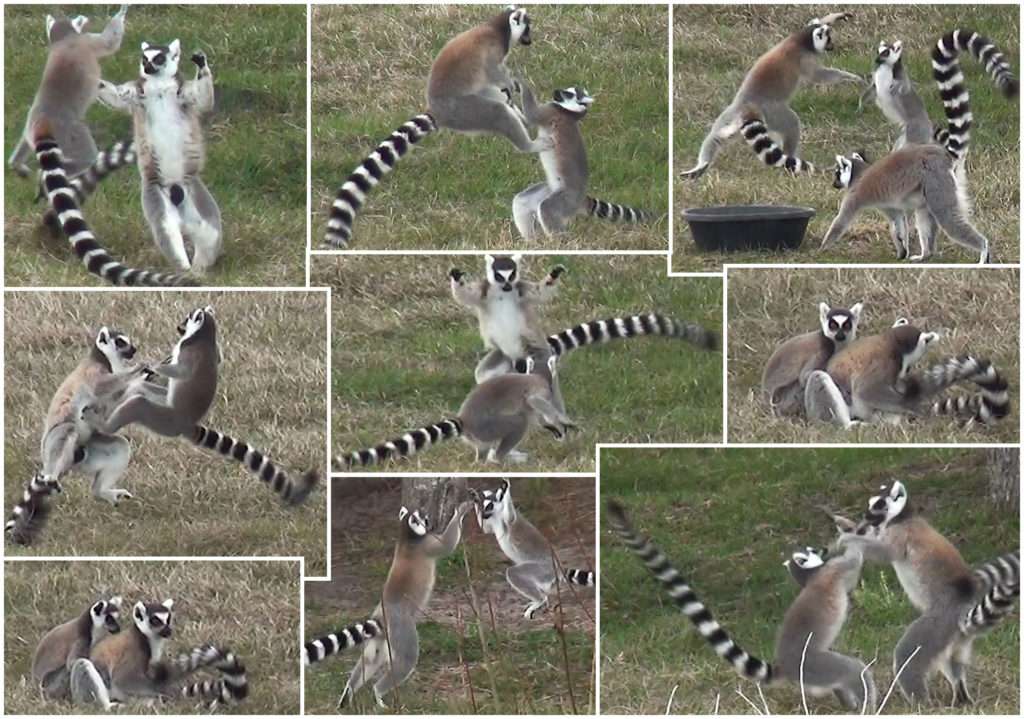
3, 292, 328, 572
314, 254, 723, 473
727, 267, 1020, 442
311, 4, 668, 251
673, 5, 1020, 269
4, 560, 300, 714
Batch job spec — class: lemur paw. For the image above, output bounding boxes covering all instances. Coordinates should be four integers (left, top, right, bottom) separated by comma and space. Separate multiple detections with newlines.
548, 264, 566, 281
449, 268, 464, 283
191, 51, 207, 69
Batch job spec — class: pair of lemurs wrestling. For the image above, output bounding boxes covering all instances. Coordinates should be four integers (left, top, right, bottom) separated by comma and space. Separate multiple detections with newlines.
12, 5, 221, 285
30, 594, 247, 710
303, 479, 595, 708
5, 305, 319, 546
609, 480, 1018, 711
683, 12, 1017, 263
760, 300, 1010, 428
324, 6, 651, 247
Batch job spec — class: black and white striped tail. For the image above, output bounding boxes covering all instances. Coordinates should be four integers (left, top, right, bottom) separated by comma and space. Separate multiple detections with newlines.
546, 313, 720, 357
42, 138, 136, 211
34, 132, 192, 287
304, 619, 383, 665
740, 119, 814, 174
325, 113, 437, 248
972, 550, 1019, 594
932, 30, 1018, 161
961, 551, 1020, 635
176, 647, 248, 704
586, 196, 649, 224
336, 418, 462, 469
606, 500, 774, 683
564, 568, 595, 586
915, 356, 1010, 423
190, 425, 320, 505
4, 473, 61, 546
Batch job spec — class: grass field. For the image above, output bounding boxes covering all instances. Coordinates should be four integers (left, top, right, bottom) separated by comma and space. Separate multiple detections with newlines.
727, 267, 1020, 443
304, 477, 595, 714
314, 254, 722, 472
3, 291, 328, 573
311, 4, 668, 251
673, 5, 1020, 269
4, 5, 306, 287
600, 447, 1020, 715
4, 560, 300, 714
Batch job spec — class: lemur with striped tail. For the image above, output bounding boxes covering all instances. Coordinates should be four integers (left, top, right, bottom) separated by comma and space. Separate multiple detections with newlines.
31, 596, 122, 701
607, 500, 877, 710
513, 85, 650, 239
97, 40, 221, 273
833, 481, 1019, 706
682, 13, 859, 179
471, 479, 594, 618
79, 307, 319, 505
305, 504, 474, 708
338, 354, 574, 469
325, 6, 545, 247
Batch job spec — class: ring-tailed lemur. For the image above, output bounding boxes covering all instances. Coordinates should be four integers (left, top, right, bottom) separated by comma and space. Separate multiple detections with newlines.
804, 323, 1011, 428
325, 7, 544, 247
5, 327, 146, 545
41, 138, 137, 235
682, 13, 859, 179
304, 503, 474, 708
97, 41, 221, 273
513, 85, 649, 239
338, 354, 574, 468
834, 481, 1019, 705
71, 599, 248, 709
80, 307, 320, 504
9, 6, 127, 179
762, 302, 863, 416
471, 479, 594, 618
607, 500, 877, 710
32, 596, 122, 701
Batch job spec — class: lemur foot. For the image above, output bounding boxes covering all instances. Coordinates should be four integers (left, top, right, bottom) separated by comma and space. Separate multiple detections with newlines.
99, 489, 133, 506
504, 450, 529, 464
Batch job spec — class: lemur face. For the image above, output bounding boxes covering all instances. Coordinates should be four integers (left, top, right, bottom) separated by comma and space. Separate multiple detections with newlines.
876, 40, 903, 66
818, 302, 863, 343
486, 254, 521, 292
46, 15, 88, 43
553, 87, 594, 115
140, 39, 181, 78
95, 327, 138, 368
833, 156, 853, 190
91, 596, 123, 634
507, 7, 531, 46
811, 24, 833, 53
179, 305, 215, 340
399, 507, 430, 536
133, 599, 174, 640
784, 546, 828, 587
866, 481, 908, 527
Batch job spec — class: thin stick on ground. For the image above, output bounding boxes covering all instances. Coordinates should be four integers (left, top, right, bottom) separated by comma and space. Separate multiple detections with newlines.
665, 684, 679, 714
860, 655, 878, 715
461, 550, 501, 711
755, 681, 771, 715
454, 601, 478, 713
552, 544, 579, 714
877, 645, 922, 715
799, 630, 814, 715
712, 691, 721, 715
735, 686, 764, 715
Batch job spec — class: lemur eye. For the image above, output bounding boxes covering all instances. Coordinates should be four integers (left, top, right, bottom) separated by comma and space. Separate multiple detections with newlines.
150, 617, 163, 627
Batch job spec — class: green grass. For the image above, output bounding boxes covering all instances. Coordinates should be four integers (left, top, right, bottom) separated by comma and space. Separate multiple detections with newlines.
313, 254, 722, 472
4, 5, 307, 287
727, 267, 1020, 442
5, 560, 300, 714
673, 5, 1020, 269
304, 478, 595, 714
311, 4, 668, 251
3, 291, 327, 573
600, 447, 1020, 715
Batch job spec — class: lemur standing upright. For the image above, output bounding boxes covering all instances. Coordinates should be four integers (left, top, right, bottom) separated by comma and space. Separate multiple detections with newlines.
97, 40, 221, 273
471, 479, 594, 618
513, 85, 649, 239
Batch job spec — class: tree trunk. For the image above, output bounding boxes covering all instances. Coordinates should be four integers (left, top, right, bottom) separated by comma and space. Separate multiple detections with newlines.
401, 477, 468, 527
986, 448, 1019, 511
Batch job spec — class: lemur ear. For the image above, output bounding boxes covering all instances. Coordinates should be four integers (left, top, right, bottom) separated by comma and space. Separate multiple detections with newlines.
161, 598, 174, 609
818, 302, 830, 322
141, 41, 150, 51
71, 16, 88, 33
133, 602, 146, 620
168, 39, 181, 58
46, 15, 56, 38
398, 507, 409, 521
849, 302, 863, 319
97, 327, 111, 344
510, 253, 522, 266
109, 595, 123, 608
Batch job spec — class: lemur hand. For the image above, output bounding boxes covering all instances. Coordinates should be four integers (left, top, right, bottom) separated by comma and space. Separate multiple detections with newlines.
191, 51, 207, 70
449, 268, 465, 283
547, 264, 566, 282
458, 500, 476, 516
116, 4, 128, 18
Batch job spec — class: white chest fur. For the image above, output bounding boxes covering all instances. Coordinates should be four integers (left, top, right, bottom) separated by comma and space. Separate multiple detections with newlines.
873, 65, 904, 126
142, 82, 187, 181
481, 290, 527, 357
538, 127, 562, 190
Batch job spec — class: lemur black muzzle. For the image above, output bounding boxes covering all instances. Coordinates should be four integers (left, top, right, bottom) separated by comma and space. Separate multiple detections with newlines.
520, 24, 532, 45
158, 625, 173, 638
105, 616, 121, 633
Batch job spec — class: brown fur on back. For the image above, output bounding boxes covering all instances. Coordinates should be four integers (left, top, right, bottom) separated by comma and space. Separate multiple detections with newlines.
427, 12, 507, 105
739, 33, 808, 102
848, 144, 950, 206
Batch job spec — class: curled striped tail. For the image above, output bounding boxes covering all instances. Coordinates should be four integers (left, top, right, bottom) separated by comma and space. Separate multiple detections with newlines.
41, 138, 136, 215
325, 113, 437, 248
545, 313, 720, 357
304, 619, 382, 665
4, 473, 61, 545
564, 568, 595, 586
33, 129, 192, 287
932, 30, 1018, 160
912, 356, 1010, 423
336, 418, 462, 469
740, 118, 814, 174
973, 550, 1020, 594
176, 648, 248, 705
606, 500, 774, 683
960, 551, 1019, 634
585, 196, 650, 224
190, 426, 320, 505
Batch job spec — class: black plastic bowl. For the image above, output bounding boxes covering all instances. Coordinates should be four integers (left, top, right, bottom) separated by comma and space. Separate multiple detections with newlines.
682, 205, 815, 252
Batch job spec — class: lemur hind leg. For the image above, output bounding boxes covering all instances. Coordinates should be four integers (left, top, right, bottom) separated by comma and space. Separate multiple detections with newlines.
804, 371, 856, 428
941, 636, 975, 706
340, 638, 387, 708
371, 613, 419, 708
433, 94, 549, 153
80, 433, 132, 505
803, 651, 876, 712
475, 349, 513, 384
183, 177, 222, 273
536, 189, 580, 237
90, 395, 194, 438
507, 561, 558, 618
487, 416, 530, 464
682, 103, 742, 179
512, 181, 552, 241
894, 613, 959, 707
142, 182, 191, 270
762, 103, 801, 156
881, 208, 910, 260
69, 658, 116, 709
911, 208, 937, 262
